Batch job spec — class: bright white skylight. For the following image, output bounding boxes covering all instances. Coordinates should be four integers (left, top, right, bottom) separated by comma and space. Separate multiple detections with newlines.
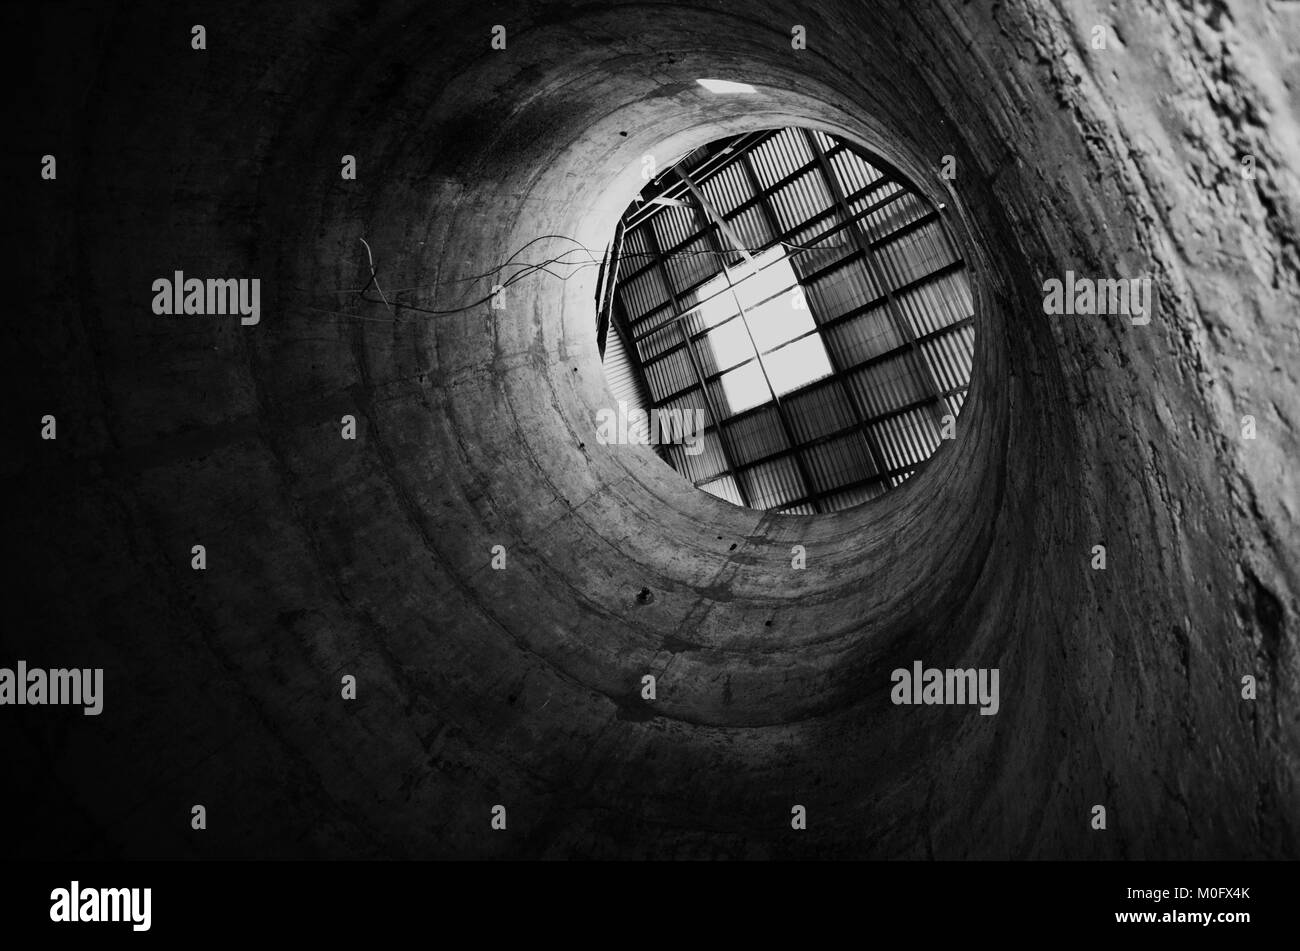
707, 317, 757, 371
731, 247, 795, 309
719, 361, 769, 415
699, 246, 835, 412
746, 294, 815, 352
765, 334, 834, 396
696, 79, 757, 94
694, 283, 738, 330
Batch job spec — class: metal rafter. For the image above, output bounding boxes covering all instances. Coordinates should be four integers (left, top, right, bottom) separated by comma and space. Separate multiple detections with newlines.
623, 130, 777, 232
596, 219, 626, 360
618, 170, 904, 297
608, 295, 671, 464
646, 312, 974, 416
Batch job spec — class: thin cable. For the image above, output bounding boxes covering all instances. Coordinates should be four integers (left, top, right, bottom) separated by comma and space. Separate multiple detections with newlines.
333, 226, 861, 322
357, 255, 601, 316
358, 238, 394, 315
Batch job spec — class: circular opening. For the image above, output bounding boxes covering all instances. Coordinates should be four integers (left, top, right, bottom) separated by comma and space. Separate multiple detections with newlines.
595, 126, 976, 515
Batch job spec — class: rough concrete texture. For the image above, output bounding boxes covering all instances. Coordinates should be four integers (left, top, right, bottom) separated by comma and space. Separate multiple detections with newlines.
4, 0, 1297, 859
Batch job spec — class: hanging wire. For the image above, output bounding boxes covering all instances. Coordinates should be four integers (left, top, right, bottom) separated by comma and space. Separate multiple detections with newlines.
332, 226, 859, 323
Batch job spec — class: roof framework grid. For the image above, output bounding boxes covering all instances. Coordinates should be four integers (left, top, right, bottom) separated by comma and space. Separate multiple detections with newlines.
603, 127, 977, 514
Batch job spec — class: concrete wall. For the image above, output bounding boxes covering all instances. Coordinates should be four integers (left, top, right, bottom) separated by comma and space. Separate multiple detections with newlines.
5, 0, 1297, 858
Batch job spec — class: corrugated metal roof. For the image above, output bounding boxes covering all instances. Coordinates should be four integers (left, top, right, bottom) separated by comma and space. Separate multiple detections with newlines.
668, 429, 729, 482
788, 222, 854, 279
809, 129, 837, 153
829, 147, 885, 195
699, 473, 744, 505
847, 352, 930, 418
875, 221, 958, 287
605, 125, 977, 515
651, 202, 706, 255
784, 380, 858, 442
847, 179, 902, 215
659, 391, 713, 431
677, 145, 712, 174
825, 306, 901, 367
619, 267, 671, 320
823, 480, 889, 509
775, 501, 818, 515
749, 128, 814, 188
920, 323, 976, 392
946, 389, 967, 418
643, 347, 695, 402
723, 405, 790, 465
665, 235, 720, 295
600, 322, 652, 447
869, 407, 940, 469
804, 431, 877, 492
804, 259, 882, 323
856, 190, 929, 244
768, 170, 834, 232
618, 225, 652, 283
895, 268, 973, 336
723, 205, 775, 256
704, 378, 730, 418
698, 162, 753, 216
740, 455, 807, 509
634, 320, 680, 363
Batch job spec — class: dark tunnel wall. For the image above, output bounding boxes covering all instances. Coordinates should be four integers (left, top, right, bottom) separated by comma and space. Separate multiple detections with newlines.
4, 0, 1298, 859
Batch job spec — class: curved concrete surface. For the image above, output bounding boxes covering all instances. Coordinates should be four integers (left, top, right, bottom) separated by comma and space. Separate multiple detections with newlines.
6, 0, 1298, 859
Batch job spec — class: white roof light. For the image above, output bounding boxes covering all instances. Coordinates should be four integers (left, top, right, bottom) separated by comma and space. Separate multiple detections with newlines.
696, 79, 756, 94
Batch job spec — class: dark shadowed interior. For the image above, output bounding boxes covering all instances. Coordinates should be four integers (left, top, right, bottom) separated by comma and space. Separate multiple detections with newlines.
5, 0, 1297, 859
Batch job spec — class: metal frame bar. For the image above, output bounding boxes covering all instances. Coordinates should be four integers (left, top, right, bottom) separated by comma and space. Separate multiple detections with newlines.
596, 219, 626, 360
627, 249, 966, 374
607, 294, 671, 464
623, 130, 778, 232
644, 316, 974, 419
621, 185, 915, 348
617, 167, 899, 288
687, 381, 969, 490
772, 461, 921, 513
